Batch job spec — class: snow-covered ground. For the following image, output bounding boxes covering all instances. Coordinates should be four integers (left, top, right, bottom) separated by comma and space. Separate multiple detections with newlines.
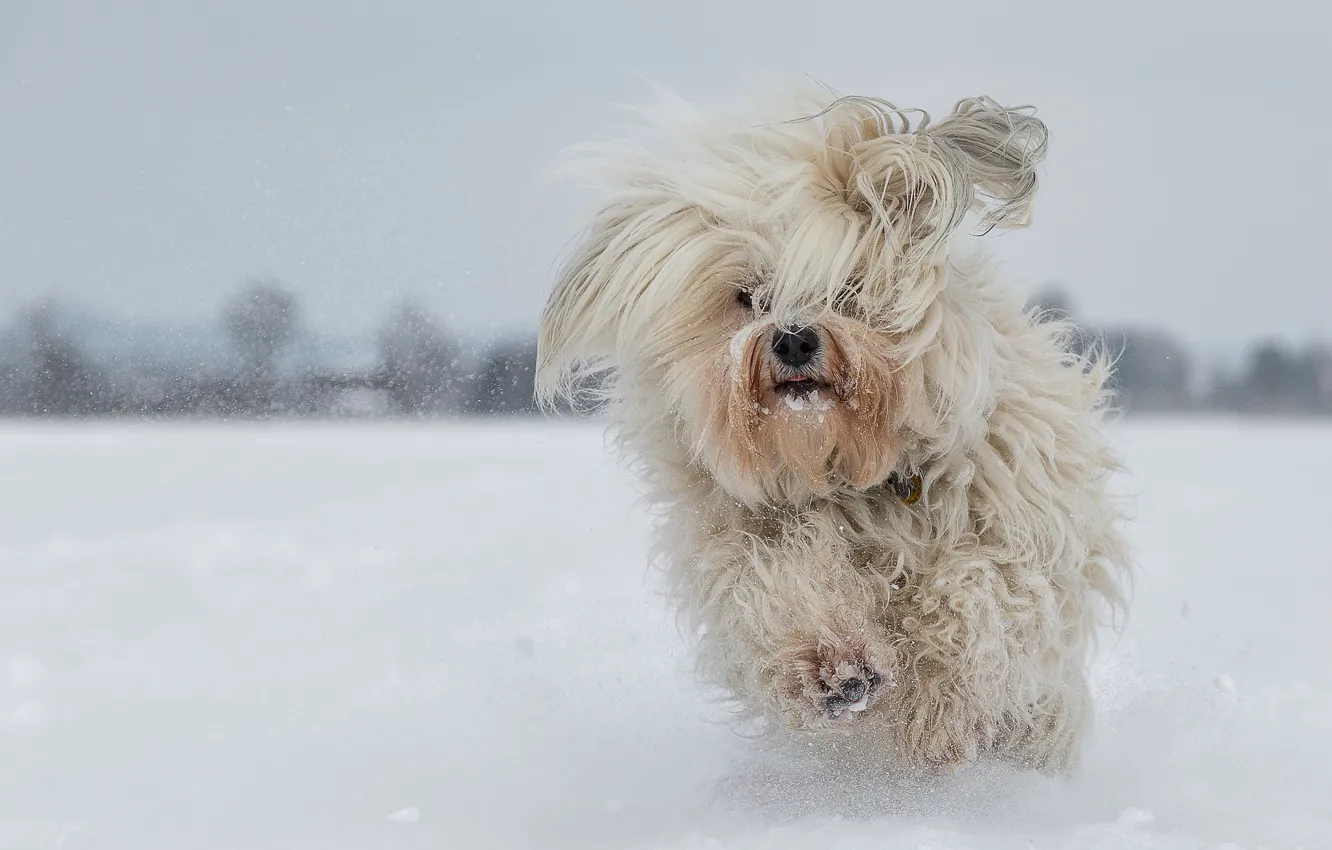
2, 421, 1329, 850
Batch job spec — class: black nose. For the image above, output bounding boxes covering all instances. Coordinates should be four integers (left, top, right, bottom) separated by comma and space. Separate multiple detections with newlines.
771, 327, 820, 368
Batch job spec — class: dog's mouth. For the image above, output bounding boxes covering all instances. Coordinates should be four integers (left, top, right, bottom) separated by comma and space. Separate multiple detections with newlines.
773, 374, 832, 398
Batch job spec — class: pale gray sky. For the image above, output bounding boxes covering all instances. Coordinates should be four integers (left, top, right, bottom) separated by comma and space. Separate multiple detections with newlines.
1, 0, 1329, 347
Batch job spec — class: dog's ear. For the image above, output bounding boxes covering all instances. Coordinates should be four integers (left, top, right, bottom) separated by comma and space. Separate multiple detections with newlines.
536, 203, 634, 407
926, 97, 1048, 233
844, 97, 1048, 266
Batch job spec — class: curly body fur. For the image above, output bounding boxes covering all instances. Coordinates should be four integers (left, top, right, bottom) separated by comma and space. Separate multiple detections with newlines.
537, 88, 1129, 773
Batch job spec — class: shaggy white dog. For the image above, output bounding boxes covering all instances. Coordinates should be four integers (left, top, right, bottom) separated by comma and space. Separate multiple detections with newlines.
537, 88, 1129, 773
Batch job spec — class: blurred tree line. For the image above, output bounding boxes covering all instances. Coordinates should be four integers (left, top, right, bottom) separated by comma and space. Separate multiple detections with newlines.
1027, 287, 1332, 416
0, 280, 539, 418
0, 280, 1328, 418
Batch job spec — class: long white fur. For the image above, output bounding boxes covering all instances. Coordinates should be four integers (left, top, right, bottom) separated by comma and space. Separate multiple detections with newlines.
537, 88, 1130, 773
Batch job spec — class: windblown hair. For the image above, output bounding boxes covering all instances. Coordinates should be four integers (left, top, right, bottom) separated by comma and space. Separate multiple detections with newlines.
538, 88, 1129, 773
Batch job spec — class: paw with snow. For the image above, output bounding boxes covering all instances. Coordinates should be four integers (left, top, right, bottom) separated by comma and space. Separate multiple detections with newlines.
817, 659, 887, 721
771, 633, 894, 726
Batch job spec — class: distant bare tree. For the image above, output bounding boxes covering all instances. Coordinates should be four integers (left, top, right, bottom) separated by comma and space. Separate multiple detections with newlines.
1310, 345, 1332, 414
375, 301, 458, 415
1107, 328, 1193, 412
226, 280, 298, 369
1241, 341, 1325, 414
223, 280, 299, 414
0, 329, 21, 414
18, 301, 111, 416
466, 337, 538, 416
1250, 343, 1292, 412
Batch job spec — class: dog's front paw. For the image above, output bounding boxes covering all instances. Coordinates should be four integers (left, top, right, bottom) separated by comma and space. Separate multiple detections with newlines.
771, 632, 894, 727
818, 659, 888, 721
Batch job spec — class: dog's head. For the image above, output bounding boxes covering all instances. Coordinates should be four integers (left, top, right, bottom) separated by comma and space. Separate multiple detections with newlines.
538, 91, 1048, 505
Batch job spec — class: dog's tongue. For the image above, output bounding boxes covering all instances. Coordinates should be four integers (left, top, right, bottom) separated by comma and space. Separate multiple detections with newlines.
786, 375, 810, 382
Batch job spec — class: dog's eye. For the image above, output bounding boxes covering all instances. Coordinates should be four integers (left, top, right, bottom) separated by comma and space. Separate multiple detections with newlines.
736, 290, 754, 310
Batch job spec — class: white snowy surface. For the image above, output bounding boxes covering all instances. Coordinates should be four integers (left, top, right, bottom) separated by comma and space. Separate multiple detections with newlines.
2, 420, 1330, 849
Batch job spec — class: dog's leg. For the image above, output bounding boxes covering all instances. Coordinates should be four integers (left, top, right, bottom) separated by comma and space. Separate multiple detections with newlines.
991, 672, 1092, 773
883, 558, 1093, 772
875, 554, 1010, 770
678, 524, 899, 730
886, 654, 998, 768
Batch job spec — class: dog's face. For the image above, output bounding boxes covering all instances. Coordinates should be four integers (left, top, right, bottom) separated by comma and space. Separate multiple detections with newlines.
539, 92, 1047, 505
